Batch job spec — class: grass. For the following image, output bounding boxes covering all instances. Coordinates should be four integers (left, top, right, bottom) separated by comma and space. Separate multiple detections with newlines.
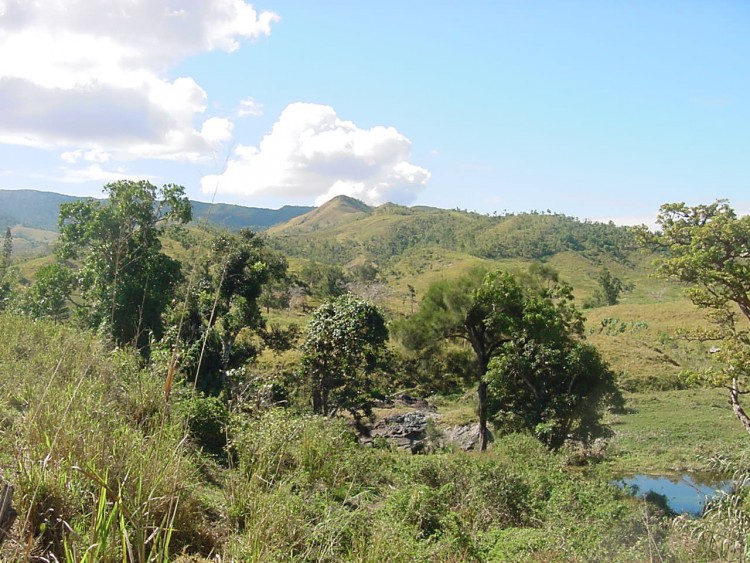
585, 299, 717, 388
0, 312, 696, 562
604, 388, 750, 474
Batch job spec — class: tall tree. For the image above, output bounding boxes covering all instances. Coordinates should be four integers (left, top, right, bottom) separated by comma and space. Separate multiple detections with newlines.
486, 296, 619, 449
399, 267, 594, 450
169, 229, 287, 393
300, 295, 389, 419
1, 227, 11, 274
56, 180, 191, 351
638, 200, 750, 435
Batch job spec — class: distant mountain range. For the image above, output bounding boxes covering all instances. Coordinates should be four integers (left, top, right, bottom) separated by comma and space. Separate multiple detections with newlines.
0, 189, 314, 232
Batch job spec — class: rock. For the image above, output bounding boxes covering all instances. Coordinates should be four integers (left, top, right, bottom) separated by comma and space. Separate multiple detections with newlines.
444, 423, 483, 451
370, 411, 435, 453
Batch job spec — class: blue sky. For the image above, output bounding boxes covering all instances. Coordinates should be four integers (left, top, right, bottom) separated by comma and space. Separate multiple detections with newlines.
0, 1, 748, 224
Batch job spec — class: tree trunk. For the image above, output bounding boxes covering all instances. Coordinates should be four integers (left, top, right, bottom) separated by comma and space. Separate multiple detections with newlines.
312, 386, 323, 414
730, 378, 750, 435
478, 381, 489, 451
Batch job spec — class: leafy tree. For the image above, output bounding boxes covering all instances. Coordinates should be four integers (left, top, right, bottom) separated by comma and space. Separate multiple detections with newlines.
638, 200, 750, 435
259, 277, 291, 313
56, 180, 192, 352
20, 263, 74, 322
170, 229, 287, 392
486, 303, 619, 449
595, 267, 625, 306
298, 262, 350, 299
1, 227, 11, 274
300, 294, 389, 419
399, 267, 608, 450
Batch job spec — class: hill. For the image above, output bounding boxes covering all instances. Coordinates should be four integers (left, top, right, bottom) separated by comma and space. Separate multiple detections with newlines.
191, 200, 313, 230
268, 195, 636, 269
0, 189, 80, 231
0, 189, 313, 233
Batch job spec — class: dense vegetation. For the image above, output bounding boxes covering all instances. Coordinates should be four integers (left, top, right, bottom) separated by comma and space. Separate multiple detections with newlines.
268, 197, 636, 268
1, 184, 750, 561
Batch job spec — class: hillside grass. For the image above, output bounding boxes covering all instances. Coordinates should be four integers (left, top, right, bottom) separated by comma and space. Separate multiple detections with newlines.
1, 312, 721, 562
605, 388, 750, 474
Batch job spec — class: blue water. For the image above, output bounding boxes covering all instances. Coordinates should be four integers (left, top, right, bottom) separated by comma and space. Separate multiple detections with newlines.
617, 474, 732, 515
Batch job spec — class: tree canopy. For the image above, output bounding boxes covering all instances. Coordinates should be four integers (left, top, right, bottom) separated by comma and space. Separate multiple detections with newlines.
56, 180, 192, 351
639, 200, 750, 435
300, 294, 390, 419
399, 267, 616, 450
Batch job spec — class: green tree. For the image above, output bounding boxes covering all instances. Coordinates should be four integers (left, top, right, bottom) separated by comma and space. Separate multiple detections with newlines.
1, 227, 11, 274
300, 294, 389, 419
595, 267, 625, 306
486, 301, 619, 449
56, 180, 191, 352
399, 267, 602, 450
169, 229, 287, 393
298, 262, 350, 299
20, 263, 74, 322
638, 200, 750, 435
259, 277, 291, 313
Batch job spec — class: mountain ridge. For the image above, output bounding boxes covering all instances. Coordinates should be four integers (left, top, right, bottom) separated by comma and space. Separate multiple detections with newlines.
0, 189, 314, 232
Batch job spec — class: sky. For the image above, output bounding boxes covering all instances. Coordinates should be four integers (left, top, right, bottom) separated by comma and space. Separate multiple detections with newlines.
0, 1, 748, 224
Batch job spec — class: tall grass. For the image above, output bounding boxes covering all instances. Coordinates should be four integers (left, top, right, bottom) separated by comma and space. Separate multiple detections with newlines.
0, 314, 214, 561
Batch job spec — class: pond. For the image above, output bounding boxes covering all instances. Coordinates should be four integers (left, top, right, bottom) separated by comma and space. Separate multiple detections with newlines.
616, 474, 733, 515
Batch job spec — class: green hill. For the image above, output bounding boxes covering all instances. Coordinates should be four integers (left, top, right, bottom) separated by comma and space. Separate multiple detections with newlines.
0, 189, 80, 230
0, 189, 313, 233
269, 197, 636, 268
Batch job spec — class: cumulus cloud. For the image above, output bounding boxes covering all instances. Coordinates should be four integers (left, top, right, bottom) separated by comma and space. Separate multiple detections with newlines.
202, 103, 431, 206
0, 1, 278, 161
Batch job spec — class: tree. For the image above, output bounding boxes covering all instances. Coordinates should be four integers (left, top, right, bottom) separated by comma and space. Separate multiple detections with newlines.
595, 267, 625, 306
1, 227, 11, 274
170, 229, 287, 392
638, 200, 750, 435
486, 300, 619, 449
56, 180, 192, 352
399, 267, 607, 450
20, 263, 74, 322
300, 295, 389, 419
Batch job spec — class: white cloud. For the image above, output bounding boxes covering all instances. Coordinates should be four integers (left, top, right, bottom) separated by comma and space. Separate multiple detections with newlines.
202, 102, 431, 206
0, 1, 278, 161
58, 164, 150, 184
60, 149, 113, 164
238, 97, 264, 117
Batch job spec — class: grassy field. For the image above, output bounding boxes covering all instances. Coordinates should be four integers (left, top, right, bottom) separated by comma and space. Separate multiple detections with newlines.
604, 388, 749, 474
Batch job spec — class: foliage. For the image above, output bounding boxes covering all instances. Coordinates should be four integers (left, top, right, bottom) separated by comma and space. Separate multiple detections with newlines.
0, 227, 14, 311
1, 312, 720, 561
487, 336, 620, 449
584, 266, 630, 307
639, 200, 750, 435
300, 294, 390, 418
270, 200, 636, 270
56, 180, 192, 352
297, 261, 350, 299
0, 314, 214, 561
675, 455, 750, 561
174, 392, 229, 458
399, 266, 613, 450
168, 229, 286, 393
18, 262, 74, 322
